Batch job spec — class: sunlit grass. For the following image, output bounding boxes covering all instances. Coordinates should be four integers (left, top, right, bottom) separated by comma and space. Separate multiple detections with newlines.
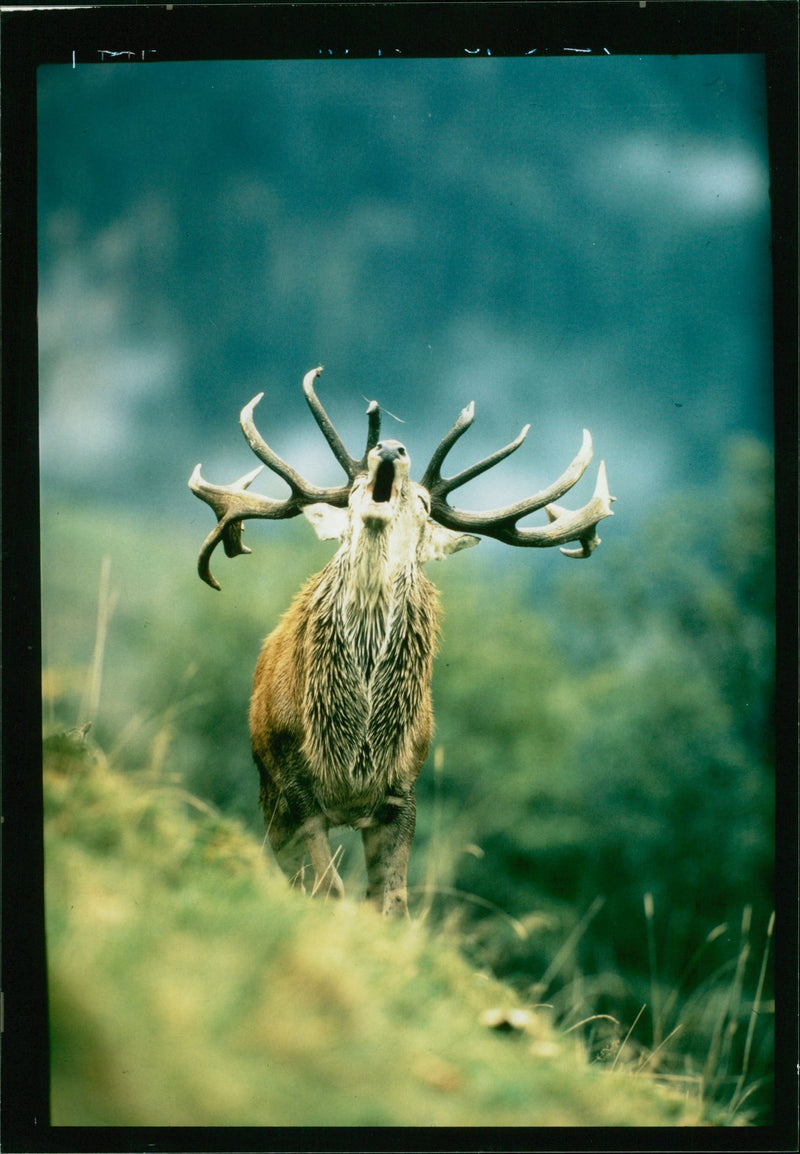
45, 726, 716, 1128
42, 698, 771, 1127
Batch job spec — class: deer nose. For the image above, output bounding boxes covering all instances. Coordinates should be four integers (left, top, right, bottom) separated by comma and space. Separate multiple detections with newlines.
376, 441, 407, 463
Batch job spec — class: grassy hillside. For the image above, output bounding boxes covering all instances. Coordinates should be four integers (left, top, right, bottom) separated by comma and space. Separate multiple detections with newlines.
45, 732, 716, 1128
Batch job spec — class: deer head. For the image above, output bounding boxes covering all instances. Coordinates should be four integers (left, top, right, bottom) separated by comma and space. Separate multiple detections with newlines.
189, 365, 614, 590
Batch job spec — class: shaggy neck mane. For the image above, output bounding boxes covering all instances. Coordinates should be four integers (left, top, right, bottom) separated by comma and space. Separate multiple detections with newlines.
335, 522, 417, 681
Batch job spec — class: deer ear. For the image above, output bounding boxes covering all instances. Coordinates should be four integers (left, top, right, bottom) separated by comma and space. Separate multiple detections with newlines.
422, 523, 480, 562
302, 503, 350, 541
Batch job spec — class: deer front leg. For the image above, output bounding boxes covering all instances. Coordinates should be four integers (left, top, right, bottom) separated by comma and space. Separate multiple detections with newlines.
361, 794, 416, 917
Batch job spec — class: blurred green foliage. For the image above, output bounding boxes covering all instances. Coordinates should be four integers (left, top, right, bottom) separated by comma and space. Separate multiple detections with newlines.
41, 433, 775, 1120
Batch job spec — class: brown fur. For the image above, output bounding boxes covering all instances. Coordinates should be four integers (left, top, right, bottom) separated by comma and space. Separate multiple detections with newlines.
249, 466, 463, 916
191, 377, 611, 915
192, 384, 612, 914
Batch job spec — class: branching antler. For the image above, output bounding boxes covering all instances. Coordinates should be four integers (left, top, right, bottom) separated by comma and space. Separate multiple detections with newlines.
300, 366, 381, 480
191, 367, 615, 590
189, 367, 379, 589
422, 402, 614, 557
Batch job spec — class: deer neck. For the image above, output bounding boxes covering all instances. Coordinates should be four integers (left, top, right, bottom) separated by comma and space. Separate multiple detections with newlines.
336, 523, 418, 677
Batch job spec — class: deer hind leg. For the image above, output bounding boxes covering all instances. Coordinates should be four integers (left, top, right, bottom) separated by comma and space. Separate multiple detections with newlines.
268, 813, 345, 901
269, 828, 310, 892
361, 794, 416, 917
258, 750, 346, 901
303, 813, 346, 900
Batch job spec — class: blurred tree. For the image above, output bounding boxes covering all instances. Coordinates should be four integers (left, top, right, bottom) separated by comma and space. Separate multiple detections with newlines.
441, 436, 774, 983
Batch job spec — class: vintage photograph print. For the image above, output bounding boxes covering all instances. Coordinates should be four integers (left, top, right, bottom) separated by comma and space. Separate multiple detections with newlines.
3, 3, 796, 1151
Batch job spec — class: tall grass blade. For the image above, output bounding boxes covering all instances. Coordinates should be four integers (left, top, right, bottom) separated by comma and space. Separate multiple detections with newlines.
410, 885, 529, 939
420, 744, 447, 924
77, 555, 117, 730
660, 921, 728, 1026
729, 910, 774, 1116
636, 1023, 683, 1073
643, 891, 663, 1048
563, 1013, 620, 1034
311, 843, 345, 900
536, 895, 606, 997
611, 1003, 646, 1072
704, 904, 751, 1089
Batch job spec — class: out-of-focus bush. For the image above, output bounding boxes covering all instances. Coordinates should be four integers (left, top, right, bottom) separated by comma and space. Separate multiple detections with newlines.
440, 436, 773, 958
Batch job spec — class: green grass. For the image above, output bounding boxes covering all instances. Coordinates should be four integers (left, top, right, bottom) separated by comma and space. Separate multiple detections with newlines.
44, 731, 718, 1128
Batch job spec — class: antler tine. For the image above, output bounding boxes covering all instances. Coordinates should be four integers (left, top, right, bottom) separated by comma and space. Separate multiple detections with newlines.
239, 390, 351, 506
303, 365, 383, 476
471, 427, 596, 523
196, 521, 239, 592
302, 365, 364, 482
189, 462, 301, 590
551, 460, 613, 558
191, 369, 363, 590
240, 394, 317, 497
363, 399, 381, 466
419, 401, 476, 492
432, 422, 531, 499
427, 426, 614, 554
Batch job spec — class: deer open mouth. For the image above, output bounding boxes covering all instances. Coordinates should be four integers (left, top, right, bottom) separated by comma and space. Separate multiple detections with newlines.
362, 456, 400, 527
371, 458, 396, 504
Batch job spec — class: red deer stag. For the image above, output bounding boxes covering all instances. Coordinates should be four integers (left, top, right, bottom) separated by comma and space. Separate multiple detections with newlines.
190, 366, 613, 916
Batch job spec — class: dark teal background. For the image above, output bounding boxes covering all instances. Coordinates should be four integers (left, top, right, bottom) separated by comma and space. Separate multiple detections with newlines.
38, 55, 773, 529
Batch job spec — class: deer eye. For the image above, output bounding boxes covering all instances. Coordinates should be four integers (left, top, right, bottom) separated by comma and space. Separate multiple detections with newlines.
396, 445, 407, 456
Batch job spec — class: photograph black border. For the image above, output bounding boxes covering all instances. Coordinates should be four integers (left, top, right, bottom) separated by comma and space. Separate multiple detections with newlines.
2, 4, 797, 1152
